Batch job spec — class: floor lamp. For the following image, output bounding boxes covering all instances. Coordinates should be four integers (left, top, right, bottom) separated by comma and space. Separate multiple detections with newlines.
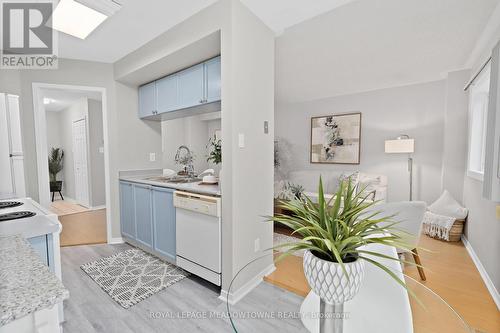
385, 135, 415, 201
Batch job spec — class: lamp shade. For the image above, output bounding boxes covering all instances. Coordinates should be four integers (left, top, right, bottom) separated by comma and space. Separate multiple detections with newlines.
385, 138, 414, 153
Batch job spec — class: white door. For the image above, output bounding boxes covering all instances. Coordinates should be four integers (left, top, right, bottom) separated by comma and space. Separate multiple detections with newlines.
72, 118, 90, 207
0, 94, 13, 194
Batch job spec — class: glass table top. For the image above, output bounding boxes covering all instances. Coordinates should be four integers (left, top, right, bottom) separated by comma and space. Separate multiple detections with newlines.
225, 253, 472, 333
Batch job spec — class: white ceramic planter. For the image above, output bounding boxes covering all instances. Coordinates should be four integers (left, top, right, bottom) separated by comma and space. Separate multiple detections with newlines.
303, 250, 365, 304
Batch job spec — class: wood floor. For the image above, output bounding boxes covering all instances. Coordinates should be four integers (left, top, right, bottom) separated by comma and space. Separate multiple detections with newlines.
50, 200, 107, 247
265, 231, 500, 333
60, 243, 306, 333
50, 200, 89, 216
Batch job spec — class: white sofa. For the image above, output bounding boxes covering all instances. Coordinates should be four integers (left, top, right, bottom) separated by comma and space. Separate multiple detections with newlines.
275, 170, 388, 202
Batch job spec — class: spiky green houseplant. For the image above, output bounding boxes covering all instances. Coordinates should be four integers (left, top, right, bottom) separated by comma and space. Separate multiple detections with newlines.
270, 177, 419, 302
48, 148, 64, 192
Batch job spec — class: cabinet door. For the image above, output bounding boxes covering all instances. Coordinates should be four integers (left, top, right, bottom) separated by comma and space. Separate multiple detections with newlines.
178, 63, 204, 108
156, 74, 178, 113
134, 184, 153, 249
205, 56, 221, 103
138, 81, 156, 118
152, 187, 176, 261
120, 181, 136, 239
28, 235, 49, 266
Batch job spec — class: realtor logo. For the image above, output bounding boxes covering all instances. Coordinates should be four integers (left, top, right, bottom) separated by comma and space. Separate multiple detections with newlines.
1, 1, 58, 69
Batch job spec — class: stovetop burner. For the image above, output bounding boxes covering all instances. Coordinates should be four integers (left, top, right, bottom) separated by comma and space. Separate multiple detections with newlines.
0, 211, 36, 222
0, 201, 23, 209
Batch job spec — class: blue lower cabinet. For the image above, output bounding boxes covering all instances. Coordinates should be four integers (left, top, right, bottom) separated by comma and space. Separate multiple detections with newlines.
119, 181, 177, 262
134, 184, 154, 250
120, 181, 136, 239
152, 187, 176, 261
28, 234, 54, 272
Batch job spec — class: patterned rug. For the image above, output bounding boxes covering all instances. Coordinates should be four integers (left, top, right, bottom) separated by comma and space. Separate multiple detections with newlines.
273, 232, 305, 257
81, 248, 189, 309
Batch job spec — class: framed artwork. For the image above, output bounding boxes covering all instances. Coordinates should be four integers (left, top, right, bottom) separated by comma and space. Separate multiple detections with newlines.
310, 112, 361, 164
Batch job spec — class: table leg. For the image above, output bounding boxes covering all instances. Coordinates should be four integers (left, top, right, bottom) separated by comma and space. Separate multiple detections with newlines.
320, 300, 344, 333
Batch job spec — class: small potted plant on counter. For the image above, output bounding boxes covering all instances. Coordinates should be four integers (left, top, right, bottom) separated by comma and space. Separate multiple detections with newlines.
270, 177, 418, 306
207, 133, 221, 166
48, 148, 64, 201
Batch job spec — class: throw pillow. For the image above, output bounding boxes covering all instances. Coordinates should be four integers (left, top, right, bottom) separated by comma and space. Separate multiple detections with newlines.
428, 190, 468, 219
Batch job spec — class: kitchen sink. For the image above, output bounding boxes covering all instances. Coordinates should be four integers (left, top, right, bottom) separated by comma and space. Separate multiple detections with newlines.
144, 176, 201, 183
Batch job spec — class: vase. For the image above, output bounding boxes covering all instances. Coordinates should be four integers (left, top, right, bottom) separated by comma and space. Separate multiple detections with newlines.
303, 250, 365, 305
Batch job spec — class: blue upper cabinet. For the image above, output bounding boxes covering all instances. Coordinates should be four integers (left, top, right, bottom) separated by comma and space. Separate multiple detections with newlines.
138, 56, 221, 120
205, 56, 221, 103
134, 184, 154, 250
152, 187, 176, 262
156, 74, 178, 113
120, 181, 136, 239
138, 81, 156, 118
178, 63, 204, 109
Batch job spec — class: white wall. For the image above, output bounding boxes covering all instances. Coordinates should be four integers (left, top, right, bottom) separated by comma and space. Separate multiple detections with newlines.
45, 112, 62, 154
161, 114, 221, 173
276, 80, 446, 203
441, 69, 470, 203
88, 99, 106, 207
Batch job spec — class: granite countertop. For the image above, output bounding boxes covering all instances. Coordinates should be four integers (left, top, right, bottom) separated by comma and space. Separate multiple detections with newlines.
0, 235, 69, 326
119, 169, 221, 197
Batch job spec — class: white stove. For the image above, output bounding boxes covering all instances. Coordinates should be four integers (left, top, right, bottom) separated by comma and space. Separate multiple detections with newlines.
0, 198, 61, 238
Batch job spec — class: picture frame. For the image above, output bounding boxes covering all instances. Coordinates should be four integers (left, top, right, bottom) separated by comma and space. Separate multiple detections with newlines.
310, 112, 362, 164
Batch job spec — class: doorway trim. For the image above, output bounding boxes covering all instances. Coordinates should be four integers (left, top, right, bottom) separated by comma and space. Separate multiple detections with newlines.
32, 82, 114, 244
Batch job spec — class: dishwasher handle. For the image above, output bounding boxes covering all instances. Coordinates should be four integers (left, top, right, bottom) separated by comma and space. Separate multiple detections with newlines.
173, 191, 221, 217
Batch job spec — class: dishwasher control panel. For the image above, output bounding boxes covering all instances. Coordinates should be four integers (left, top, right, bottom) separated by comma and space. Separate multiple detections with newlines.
173, 191, 220, 217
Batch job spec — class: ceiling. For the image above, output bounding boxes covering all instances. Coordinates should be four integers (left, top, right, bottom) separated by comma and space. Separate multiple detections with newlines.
240, 0, 356, 34
57, 0, 218, 63
41, 88, 102, 112
56, 0, 357, 63
276, 0, 500, 103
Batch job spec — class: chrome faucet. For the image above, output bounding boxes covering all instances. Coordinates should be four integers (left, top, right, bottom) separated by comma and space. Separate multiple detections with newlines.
174, 145, 195, 176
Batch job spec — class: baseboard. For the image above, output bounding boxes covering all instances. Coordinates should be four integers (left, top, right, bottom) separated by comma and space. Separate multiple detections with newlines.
108, 237, 124, 245
90, 205, 106, 211
461, 235, 500, 311
219, 263, 276, 305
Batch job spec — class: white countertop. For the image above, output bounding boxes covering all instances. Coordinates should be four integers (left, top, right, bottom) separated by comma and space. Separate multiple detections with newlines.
0, 235, 69, 326
119, 170, 220, 197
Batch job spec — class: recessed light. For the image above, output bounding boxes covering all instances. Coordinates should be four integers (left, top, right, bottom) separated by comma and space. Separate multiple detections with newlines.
51, 0, 121, 39
43, 98, 55, 104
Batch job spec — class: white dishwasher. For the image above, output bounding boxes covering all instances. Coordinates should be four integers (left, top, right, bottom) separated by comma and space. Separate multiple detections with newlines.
174, 191, 221, 286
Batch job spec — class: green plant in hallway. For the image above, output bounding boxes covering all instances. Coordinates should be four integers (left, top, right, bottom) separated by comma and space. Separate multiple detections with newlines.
207, 134, 222, 165
48, 148, 64, 183
270, 177, 419, 305
48, 148, 64, 200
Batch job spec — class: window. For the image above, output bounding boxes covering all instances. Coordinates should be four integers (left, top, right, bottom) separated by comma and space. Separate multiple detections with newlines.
467, 63, 491, 180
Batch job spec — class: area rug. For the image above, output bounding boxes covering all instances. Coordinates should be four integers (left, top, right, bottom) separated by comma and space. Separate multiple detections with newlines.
81, 248, 189, 308
273, 232, 305, 257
